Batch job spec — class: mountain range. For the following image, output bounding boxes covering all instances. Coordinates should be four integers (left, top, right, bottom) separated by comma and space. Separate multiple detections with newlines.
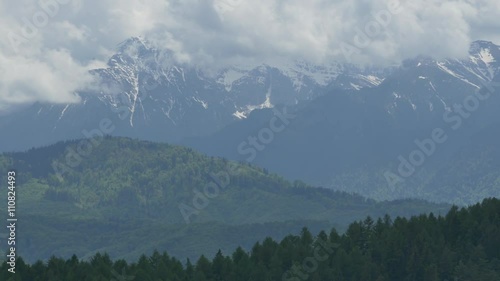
0, 37, 387, 152
1, 39, 499, 205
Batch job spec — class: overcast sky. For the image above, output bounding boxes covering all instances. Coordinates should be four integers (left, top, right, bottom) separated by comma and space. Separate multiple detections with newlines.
1, 0, 499, 111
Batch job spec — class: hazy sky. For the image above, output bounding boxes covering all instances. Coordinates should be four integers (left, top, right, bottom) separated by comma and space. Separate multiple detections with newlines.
1, 0, 499, 111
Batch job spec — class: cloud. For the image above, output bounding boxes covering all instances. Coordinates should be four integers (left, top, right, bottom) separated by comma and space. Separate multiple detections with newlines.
1, 0, 499, 111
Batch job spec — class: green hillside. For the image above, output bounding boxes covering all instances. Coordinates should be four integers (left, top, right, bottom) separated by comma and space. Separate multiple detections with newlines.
0, 137, 449, 262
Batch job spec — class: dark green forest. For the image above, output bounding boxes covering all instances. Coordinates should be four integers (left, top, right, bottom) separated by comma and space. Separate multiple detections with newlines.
2, 198, 499, 281
0, 137, 449, 263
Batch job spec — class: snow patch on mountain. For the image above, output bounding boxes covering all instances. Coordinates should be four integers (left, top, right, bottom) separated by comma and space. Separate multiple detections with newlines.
233, 110, 247, 119
436, 61, 480, 88
193, 97, 209, 109
350, 83, 362, 90
360, 75, 384, 86
233, 85, 274, 119
479, 48, 496, 65
58, 104, 70, 120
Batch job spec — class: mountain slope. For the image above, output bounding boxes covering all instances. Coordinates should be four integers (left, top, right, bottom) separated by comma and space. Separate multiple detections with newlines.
0, 137, 448, 262
184, 41, 500, 205
0, 37, 387, 152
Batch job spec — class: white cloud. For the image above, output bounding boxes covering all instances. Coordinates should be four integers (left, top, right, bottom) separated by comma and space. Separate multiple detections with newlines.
0, 0, 499, 111
50, 21, 90, 42
0, 49, 95, 104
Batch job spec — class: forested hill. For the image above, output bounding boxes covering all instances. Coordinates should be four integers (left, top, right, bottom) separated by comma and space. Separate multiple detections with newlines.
2, 198, 499, 280
0, 137, 449, 225
0, 137, 449, 262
